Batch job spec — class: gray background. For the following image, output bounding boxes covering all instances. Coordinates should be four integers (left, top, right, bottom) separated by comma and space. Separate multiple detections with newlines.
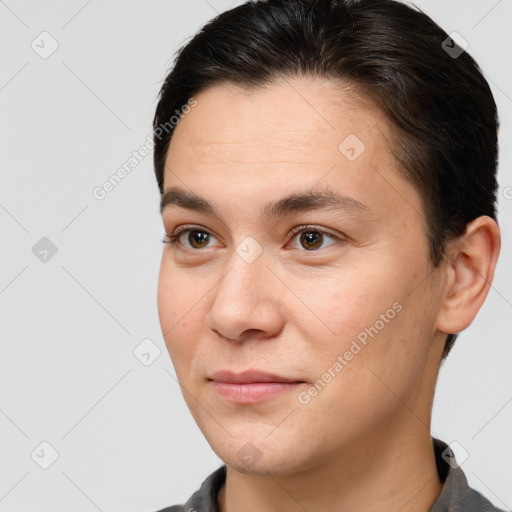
0, 1, 510, 511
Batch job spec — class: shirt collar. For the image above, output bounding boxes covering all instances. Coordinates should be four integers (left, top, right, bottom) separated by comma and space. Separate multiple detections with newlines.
428, 437, 504, 511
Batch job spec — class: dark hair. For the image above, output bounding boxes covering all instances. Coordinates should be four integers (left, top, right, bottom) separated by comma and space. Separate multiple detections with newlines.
153, 0, 499, 360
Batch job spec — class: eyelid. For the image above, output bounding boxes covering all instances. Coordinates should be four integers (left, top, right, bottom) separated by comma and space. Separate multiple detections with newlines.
173, 224, 218, 239
288, 224, 345, 241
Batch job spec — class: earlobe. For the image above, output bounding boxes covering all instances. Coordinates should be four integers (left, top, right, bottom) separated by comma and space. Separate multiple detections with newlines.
436, 215, 501, 335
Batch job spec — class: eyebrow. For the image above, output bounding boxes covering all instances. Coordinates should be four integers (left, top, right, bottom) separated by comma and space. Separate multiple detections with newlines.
159, 186, 375, 221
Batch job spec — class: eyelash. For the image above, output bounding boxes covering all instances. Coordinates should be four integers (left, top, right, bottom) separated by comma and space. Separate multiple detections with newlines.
161, 224, 345, 251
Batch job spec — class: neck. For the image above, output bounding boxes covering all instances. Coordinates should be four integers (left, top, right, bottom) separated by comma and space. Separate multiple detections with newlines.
218, 421, 443, 512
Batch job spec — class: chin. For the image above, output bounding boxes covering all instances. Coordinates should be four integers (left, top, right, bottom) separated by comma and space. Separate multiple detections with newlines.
205, 431, 315, 477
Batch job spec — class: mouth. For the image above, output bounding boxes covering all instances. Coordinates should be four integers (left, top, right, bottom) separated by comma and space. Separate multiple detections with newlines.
208, 370, 306, 404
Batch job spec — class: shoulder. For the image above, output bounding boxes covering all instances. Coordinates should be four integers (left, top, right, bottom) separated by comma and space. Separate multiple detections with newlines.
152, 465, 227, 512
462, 485, 507, 512
431, 438, 507, 512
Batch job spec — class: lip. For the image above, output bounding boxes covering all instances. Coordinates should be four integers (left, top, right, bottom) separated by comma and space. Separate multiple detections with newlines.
209, 370, 302, 384
208, 370, 305, 404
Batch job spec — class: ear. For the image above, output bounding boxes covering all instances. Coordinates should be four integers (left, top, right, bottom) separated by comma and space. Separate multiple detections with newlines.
436, 215, 501, 335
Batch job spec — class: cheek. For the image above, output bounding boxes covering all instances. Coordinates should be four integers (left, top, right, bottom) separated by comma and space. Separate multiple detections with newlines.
157, 258, 202, 364
293, 258, 424, 390
296, 263, 400, 345
157, 256, 207, 331
157, 259, 179, 335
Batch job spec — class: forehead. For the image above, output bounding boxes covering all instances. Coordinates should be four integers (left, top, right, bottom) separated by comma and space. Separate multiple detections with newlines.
168, 78, 384, 165
163, 77, 425, 227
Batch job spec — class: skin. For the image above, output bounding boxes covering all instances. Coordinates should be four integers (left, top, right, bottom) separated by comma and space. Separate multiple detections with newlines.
157, 77, 500, 512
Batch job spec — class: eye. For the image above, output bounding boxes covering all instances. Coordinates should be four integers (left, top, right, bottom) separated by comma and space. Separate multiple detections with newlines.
162, 225, 220, 250
162, 224, 345, 252
288, 225, 344, 251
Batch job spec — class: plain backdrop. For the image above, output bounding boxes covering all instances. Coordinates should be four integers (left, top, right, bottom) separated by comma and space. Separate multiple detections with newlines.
0, 1, 511, 511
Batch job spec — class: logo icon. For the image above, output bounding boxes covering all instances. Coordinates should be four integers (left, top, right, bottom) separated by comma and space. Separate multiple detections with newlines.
236, 236, 264, 264
442, 32, 469, 59
31, 441, 59, 469
441, 441, 469, 469
338, 134, 366, 162
31, 32, 59, 59
133, 338, 161, 367
237, 442, 263, 468
32, 237, 58, 263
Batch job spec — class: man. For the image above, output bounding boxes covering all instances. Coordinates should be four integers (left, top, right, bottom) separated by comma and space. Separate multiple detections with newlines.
152, 0, 504, 510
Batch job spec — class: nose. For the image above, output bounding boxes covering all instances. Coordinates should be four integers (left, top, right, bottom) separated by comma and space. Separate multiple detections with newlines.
205, 246, 286, 342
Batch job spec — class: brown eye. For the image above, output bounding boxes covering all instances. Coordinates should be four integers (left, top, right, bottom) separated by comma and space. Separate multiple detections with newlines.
164, 226, 219, 250
289, 226, 342, 251
186, 230, 211, 249
299, 231, 325, 250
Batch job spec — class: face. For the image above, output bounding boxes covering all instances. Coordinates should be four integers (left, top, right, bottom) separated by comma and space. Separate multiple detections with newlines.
157, 78, 447, 476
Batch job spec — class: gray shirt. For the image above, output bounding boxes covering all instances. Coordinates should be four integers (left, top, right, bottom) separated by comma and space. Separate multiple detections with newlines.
156, 438, 506, 512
